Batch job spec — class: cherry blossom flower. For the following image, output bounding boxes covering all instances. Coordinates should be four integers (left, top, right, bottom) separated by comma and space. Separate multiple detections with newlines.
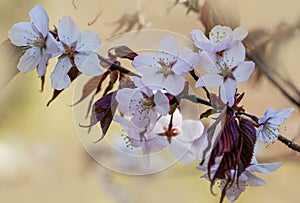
190, 25, 248, 53
50, 16, 103, 90
115, 86, 170, 129
198, 157, 281, 202
256, 108, 294, 143
153, 109, 205, 164
8, 5, 61, 77
195, 42, 255, 106
113, 115, 169, 157
132, 35, 200, 95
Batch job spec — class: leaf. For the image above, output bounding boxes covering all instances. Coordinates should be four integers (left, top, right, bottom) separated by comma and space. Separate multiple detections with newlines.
0, 39, 23, 90
110, 45, 138, 61
88, 91, 118, 141
72, 71, 109, 106
47, 66, 80, 106
238, 118, 256, 175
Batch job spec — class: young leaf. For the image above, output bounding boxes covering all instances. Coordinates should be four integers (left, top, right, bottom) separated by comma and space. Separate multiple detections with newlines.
89, 91, 118, 141
72, 71, 109, 106
238, 118, 256, 175
111, 45, 138, 61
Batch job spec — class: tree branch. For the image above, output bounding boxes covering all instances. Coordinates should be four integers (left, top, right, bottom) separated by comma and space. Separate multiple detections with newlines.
278, 135, 300, 153
97, 54, 141, 77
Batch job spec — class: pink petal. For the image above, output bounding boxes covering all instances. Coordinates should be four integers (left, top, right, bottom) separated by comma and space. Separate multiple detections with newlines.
209, 25, 233, 52
74, 53, 103, 76
29, 5, 49, 37
17, 47, 41, 73
58, 16, 81, 46
172, 47, 199, 75
154, 91, 169, 115
8, 22, 37, 46
198, 51, 219, 73
220, 78, 236, 107
46, 33, 63, 57
132, 54, 159, 70
223, 42, 245, 68
177, 120, 204, 143
76, 30, 101, 53
233, 61, 255, 82
37, 50, 48, 77
190, 29, 213, 52
233, 27, 248, 41
157, 35, 180, 64
50, 57, 72, 90
195, 74, 223, 88
115, 88, 136, 115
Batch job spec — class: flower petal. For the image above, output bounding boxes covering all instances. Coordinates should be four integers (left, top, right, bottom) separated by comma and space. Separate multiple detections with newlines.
270, 108, 294, 126
29, 5, 49, 37
50, 56, 72, 90
76, 30, 101, 53
190, 29, 213, 52
8, 22, 37, 46
247, 162, 282, 175
17, 47, 42, 73
154, 90, 169, 115
115, 88, 137, 115
223, 42, 245, 68
177, 120, 204, 143
233, 27, 248, 41
223, 181, 245, 202
209, 25, 233, 52
132, 54, 159, 70
58, 16, 81, 46
75, 53, 103, 76
220, 78, 236, 107
172, 47, 200, 75
157, 35, 180, 64
233, 61, 255, 82
37, 49, 49, 77
46, 33, 63, 57
198, 51, 219, 73
195, 73, 223, 88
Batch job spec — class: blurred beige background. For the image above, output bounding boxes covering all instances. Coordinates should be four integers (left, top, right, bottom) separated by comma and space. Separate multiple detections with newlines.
0, 0, 300, 203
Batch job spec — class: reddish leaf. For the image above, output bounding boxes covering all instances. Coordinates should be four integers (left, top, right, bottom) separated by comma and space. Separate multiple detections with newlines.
72, 71, 109, 106
238, 118, 256, 175
88, 91, 118, 141
110, 45, 138, 61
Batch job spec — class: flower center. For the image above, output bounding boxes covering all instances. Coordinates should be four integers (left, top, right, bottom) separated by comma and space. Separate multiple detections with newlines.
210, 31, 228, 43
157, 59, 175, 78
33, 38, 46, 49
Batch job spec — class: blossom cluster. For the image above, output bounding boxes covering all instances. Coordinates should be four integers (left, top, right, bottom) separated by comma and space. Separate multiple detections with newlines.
7, 5, 295, 203
8, 5, 104, 91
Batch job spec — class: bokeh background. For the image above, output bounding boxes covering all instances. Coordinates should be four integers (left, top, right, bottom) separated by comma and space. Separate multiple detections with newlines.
0, 0, 300, 202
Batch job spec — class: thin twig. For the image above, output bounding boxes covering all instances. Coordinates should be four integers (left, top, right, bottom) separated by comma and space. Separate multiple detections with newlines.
97, 54, 140, 77
278, 135, 300, 153
183, 94, 211, 107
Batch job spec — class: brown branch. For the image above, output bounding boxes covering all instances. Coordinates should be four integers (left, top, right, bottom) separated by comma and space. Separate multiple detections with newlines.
278, 135, 300, 153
